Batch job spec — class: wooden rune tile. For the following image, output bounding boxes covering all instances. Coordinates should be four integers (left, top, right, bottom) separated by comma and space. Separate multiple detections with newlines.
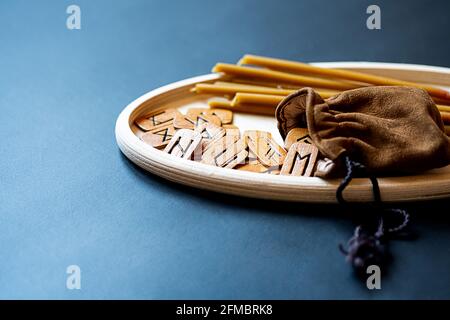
195, 123, 226, 150
135, 109, 180, 132
244, 130, 287, 167
280, 142, 319, 177
201, 136, 247, 169
284, 128, 313, 150
163, 129, 202, 159
173, 111, 222, 130
187, 108, 233, 125
224, 128, 240, 137
141, 124, 176, 149
247, 149, 260, 165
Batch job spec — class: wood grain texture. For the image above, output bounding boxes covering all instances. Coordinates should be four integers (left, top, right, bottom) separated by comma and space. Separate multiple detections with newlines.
284, 128, 312, 149
280, 142, 318, 177
115, 63, 450, 203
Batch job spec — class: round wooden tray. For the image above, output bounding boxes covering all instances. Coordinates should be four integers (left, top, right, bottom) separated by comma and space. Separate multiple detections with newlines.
115, 62, 450, 203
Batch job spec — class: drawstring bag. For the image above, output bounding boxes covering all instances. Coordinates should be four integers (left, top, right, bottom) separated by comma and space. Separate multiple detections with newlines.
276, 86, 450, 277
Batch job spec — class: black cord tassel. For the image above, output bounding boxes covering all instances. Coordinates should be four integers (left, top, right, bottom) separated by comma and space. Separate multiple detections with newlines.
337, 156, 411, 278
339, 224, 387, 278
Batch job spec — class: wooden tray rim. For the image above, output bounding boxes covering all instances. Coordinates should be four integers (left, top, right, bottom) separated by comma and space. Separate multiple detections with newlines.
115, 62, 450, 203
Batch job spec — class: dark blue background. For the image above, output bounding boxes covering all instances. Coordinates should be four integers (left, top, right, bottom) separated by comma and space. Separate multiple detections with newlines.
1, 0, 450, 299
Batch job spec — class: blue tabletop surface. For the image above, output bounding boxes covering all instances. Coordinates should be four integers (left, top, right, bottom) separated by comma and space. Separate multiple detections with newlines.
2, 0, 450, 299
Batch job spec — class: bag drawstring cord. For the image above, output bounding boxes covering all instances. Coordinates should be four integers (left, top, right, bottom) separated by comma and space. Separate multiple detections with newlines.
337, 156, 411, 277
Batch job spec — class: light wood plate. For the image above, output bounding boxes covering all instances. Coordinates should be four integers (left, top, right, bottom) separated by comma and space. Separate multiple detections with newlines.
115, 62, 450, 203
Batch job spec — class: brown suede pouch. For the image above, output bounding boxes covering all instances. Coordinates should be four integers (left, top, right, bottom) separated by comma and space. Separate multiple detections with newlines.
276, 86, 450, 178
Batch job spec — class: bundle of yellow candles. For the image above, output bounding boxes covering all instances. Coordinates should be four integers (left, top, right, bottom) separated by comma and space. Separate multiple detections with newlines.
191, 54, 450, 135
